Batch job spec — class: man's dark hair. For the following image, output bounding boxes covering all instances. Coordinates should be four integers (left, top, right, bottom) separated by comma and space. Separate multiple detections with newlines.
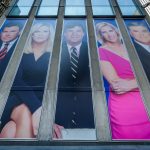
64, 21, 85, 33
127, 22, 148, 31
1, 21, 23, 32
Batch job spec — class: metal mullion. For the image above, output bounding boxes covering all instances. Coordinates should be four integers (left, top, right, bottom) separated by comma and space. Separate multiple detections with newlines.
37, 0, 65, 141
85, 0, 111, 142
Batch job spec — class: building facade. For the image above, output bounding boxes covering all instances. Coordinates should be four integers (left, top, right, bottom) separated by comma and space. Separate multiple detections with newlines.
0, 0, 150, 149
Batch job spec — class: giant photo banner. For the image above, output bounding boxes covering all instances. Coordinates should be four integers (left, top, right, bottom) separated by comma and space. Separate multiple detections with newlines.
94, 19, 150, 140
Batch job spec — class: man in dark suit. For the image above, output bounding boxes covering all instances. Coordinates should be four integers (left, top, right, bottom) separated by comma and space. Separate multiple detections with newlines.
128, 22, 150, 82
0, 22, 22, 81
55, 21, 94, 131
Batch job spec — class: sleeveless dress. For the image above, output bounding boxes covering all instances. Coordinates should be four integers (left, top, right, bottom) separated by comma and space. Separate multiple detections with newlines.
99, 47, 150, 140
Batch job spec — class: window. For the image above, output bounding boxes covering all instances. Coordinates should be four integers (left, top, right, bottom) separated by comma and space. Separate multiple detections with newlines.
0, 19, 56, 139
0, 19, 26, 81
9, 0, 34, 16
37, 0, 59, 16
117, 0, 142, 16
65, 0, 85, 16
54, 19, 95, 140
91, 0, 114, 16
94, 19, 150, 140
125, 19, 150, 83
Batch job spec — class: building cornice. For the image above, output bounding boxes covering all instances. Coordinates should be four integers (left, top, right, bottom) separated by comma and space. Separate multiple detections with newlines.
0, 0, 11, 17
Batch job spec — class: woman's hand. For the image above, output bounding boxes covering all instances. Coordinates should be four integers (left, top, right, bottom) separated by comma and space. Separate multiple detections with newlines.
32, 107, 42, 136
111, 78, 138, 94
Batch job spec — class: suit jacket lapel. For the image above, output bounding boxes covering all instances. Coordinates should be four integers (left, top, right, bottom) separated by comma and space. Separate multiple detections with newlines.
0, 40, 3, 49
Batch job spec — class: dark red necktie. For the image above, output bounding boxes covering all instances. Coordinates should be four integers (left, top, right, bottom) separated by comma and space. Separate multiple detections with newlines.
0, 43, 9, 60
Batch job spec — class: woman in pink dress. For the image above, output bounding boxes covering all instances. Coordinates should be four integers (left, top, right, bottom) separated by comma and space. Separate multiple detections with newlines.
96, 22, 150, 139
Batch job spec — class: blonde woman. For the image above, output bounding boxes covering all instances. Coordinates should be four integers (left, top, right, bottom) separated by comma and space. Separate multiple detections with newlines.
0, 22, 54, 138
96, 22, 150, 139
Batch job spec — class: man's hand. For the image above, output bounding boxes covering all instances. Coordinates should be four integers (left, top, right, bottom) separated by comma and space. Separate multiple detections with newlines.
32, 107, 42, 136
32, 107, 64, 138
53, 124, 64, 139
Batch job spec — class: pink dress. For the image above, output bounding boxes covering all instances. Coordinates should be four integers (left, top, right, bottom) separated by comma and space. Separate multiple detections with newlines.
99, 47, 150, 140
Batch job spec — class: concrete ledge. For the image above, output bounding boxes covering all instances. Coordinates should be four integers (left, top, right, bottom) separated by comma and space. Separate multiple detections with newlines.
0, 141, 150, 146
0, 145, 150, 150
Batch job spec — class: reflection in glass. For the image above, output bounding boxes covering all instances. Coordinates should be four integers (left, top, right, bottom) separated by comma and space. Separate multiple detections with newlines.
92, 0, 110, 5
65, 7, 85, 16
9, 0, 34, 16
0, 19, 26, 81
117, 0, 141, 15
91, 0, 113, 15
9, 6, 31, 16
65, 0, 85, 16
119, 6, 141, 15
125, 20, 150, 83
16, 0, 34, 6
92, 6, 113, 16
66, 0, 84, 6
38, 7, 58, 16
117, 0, 136, 5
95, 19, 150, 140
39, 0, 59, 6
55, 20, 95, 140
37, 0, 59, 16
0, 19, 56, 139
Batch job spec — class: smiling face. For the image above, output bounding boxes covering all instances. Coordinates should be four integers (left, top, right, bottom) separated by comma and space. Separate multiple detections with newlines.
129, 25, 150, 45
1, 26, 20, 42
32, 25, 50, 44
64, 26, 84, 46
100, 25, 119, 44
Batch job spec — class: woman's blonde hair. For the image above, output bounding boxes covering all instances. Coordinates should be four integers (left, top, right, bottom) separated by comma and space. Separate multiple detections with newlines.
24, 22, 55, 54
96, 22, 121, 44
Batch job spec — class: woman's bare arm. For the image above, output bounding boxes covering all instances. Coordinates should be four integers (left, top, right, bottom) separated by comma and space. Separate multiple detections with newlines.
100, 60, 119, 85
100, 60, 138, 94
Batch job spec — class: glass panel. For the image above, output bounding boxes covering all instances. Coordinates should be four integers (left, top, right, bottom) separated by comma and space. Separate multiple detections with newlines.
40, 0, 59, 6
94, 19, 150, 140
91, 0, 110, 6
92, 6, 113, 15
117, 0, 142, 15
66, 0, 84, 6
0, 19, 26, 82
91, 0, 114, 16
9, 6, 31, 16
0, 19, 56, 139
119, 6, 141, 15
54, 19, 95, 140
65, 0, 85, 16
16, 0, 34, 6
37, 0, 59, 16
9, 0, 34, 16
117, 0, 136, 6
38, 7, 58, 16
65, 7, 85, 16
125, 19, 150, 83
